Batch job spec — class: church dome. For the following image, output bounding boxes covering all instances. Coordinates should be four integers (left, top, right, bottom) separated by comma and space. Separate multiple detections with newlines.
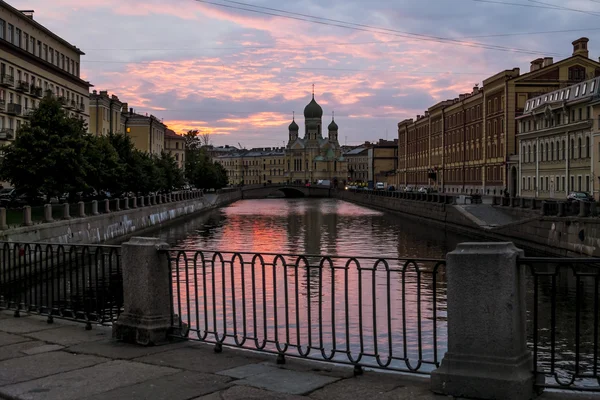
288, 119, 299, 131
328, 119, 338, 131
304, 95, 323, 119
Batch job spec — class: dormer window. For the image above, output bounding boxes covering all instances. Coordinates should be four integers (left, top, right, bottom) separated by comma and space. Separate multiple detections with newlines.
544, 96, 548, 101
566, 89, 571, 99
560, 91, 565, 100
525, 102, 530, 111
575, 85, 580, 97
583, 83, 587, 95
537, 98, 541, 106
591, 80, 596, 93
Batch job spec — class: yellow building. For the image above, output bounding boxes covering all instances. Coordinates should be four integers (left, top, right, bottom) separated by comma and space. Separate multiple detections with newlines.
88, 90, 123, 136
165, 129, 185, 169
120, 106, 165, 155
0, 4, 90, 144
518, 77, 600, 199
285, 94, 347, 185
370, 139, 398, 187
217, 148, 286, 185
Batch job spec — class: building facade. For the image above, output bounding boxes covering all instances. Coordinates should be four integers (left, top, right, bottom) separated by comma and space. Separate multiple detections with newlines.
89, 90, 123, 136
370, 139, 398, 186
120, 106, 166, 156
398, 38, 600, 196
164, 129, 185, 169
0, 3, 90, 144
344, 145, 370, 184
217, 148, 286, 185
517, 77, 600, 199
285, 94, 347, 185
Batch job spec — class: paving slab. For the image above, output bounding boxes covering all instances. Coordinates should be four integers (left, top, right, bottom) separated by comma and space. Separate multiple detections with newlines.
232, 367, 340, 395
194, 386, 306, 400
0, 360, 180, 400
0, 316, 63, 334
0, 341, 49, 361
134, 343, 269, 373
218, 362, 278, 379
309, 372, 411, 400
21, 344, 64, 356
268, 358, 354, 379
84, 370, 231, 400
67, 338, 192, 359
24, 325, 110, 346
0, 351, 107, 386
0, 331, 31, 346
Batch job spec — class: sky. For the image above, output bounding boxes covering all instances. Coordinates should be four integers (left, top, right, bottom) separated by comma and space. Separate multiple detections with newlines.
8, 0, 600, 148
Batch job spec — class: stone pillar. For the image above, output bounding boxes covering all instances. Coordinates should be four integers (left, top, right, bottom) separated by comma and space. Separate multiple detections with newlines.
23, 206, 33, 226
92, 200, 99, 216
519, 197, 525, 208
43, 204, 53, 223
152, 195, 157, 205
430, 242, 534, 400
63, 203, 71, 220
139, 196, 145, 207
0, 208, 7, 230
78, 202, 85, 218
123, 197, 130, 210
104, 199, 110, 213
579, 201, 588, 217
558, 202, 565, 217
591, 202, 597, 217
114, 199, 121, 212
147, 196, 153, 206
113, 237, 172, 346
157, 194, 162, 204
131, 197, 137, 208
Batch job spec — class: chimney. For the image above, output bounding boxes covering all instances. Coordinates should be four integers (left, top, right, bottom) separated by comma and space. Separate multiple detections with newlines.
459, 94, 466, 101
530, 58, 544, 72
572, 37, 589, 58
19, 10, 34, 19
130, 108, 134, 114
542, 57, 553, 68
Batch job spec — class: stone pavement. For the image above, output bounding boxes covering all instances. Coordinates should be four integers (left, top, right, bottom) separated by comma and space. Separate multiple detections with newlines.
0, 311, 595, 400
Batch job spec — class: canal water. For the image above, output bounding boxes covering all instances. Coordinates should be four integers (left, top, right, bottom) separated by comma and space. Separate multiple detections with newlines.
151, 198, 598, 385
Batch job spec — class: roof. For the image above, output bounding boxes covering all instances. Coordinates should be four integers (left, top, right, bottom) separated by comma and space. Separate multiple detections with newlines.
343, 146, 367, 156
164, 129, 184, 139
0, 2, 85, 55
521, 76, 600, 117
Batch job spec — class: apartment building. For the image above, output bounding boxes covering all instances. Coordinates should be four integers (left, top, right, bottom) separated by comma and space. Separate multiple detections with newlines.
344, 145, 370, 184
369, 139, 398, 186
517, 77, 600, 199
0, 3, 90, 144
165, 129, 185, 169
216, 148, 286, 185
89, 90, 123, 136
120, 104, 166, 156
398, 38, 600, 196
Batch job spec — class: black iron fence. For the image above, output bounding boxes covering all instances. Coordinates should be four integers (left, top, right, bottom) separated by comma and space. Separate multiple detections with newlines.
165, 249, 447, 374
0, 241, 123, 327
520, 256, 600, 392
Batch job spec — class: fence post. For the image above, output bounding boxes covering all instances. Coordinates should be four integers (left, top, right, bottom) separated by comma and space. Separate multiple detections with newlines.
157, 194, 162, 204
23, 206, 33, 226
63, 203, 71, 220
43, 204, 53, 223
78, 202, 85, 218
0, 208, 7, 230
123, 197, 130, 210
139, 196, 145, 207
430, 242, 534, 400
114, 198, 121, 212
131, 197, 137, 209
112, 237, 172, 346
104, 199, 110, 213
92, 200, 99, 216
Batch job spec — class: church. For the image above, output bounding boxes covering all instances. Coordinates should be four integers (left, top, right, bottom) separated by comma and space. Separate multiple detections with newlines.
285, 93, 348, 186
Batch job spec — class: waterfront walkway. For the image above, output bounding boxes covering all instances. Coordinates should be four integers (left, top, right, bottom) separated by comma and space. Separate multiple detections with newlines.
0, 312, 594, 400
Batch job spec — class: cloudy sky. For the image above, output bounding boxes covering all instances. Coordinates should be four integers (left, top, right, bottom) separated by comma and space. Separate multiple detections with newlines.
9, 0, 600, 147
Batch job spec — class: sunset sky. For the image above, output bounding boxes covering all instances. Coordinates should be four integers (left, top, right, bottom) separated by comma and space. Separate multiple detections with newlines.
9, 0, 600, 147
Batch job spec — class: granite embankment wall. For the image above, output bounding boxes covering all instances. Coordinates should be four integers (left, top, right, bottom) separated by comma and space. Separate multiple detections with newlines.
336, 191, 600, 257
0, 190, 242, 244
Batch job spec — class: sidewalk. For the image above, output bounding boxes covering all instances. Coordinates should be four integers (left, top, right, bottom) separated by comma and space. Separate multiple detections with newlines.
0, 311, 595, 400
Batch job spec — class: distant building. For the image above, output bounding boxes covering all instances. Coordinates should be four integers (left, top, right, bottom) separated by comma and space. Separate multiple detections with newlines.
370, 139, 398, 187
88, 90, 123, 136
285, 94, 347, 185
120, 104, 166, 156
165, 129, 185, 169
204, 145, 239, 159
216, 147, 286, 185
344, 145, 371, 184
0, 4, 91, 144
517, 77, 600, 199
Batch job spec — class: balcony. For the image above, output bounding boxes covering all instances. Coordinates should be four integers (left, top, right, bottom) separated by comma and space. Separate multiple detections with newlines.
0, 100, 5, 111
23, 107, 36, 118
78, 102, 85, 112
44, 89, 54, 98
70, 100, 76, 109
58, 96, 66, 106
0, 128, 14, 140
7, 103, 22, 116
0, 75, 14, 87
16, 80, 29, 93
30, 86, 43, 97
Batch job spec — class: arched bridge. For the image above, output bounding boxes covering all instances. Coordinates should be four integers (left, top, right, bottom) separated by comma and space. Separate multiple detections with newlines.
240, 184, 333, 199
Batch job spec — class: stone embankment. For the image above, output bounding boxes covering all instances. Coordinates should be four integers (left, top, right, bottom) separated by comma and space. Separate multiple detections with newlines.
0, 189, 241, 244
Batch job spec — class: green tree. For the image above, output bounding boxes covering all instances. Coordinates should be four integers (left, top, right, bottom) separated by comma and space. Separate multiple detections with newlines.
84, 134, 124, 197
183, 130, 201, 151
185, 148, 228, 190
156, 152, 185, 191
0, 95, 90, 198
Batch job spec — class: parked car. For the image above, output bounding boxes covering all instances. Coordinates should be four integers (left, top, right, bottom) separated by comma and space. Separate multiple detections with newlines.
567, 191, 594, 202
387, 185, 396, 191
404, 186, 414, 192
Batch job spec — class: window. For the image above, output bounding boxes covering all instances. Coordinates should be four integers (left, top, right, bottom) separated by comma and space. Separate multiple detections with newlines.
37, 40, 41, 57
23, 32, 28, 51
586, 176, 590, 192
537, 98, 541, 106
14, 28, 20, 47
541, 143, 545, 161
61, 54, 65, 69
586, 136, 590, 158
546, 177, 549, 191
571, 176, 575, 191
525, 102, 530, 111
43, 44, 48, 60
528, 177, 531, 190
578, 176, 582, 191
579, 108, 582, 120
544, 96, 548, 102
30, 36, 35, 55
579, 138, 582, 158
7, 24, 12, 43
583, 83, 588, 95
0, 19, 4, 40
533, 145, 537, 162
591, 80, 597, 93
575, 86, 580, 97
534, 177, 537, 190
551, 142, 554, 160
571, 138, 575, 159
561, 91, 565, 100
566, 89, 571, 99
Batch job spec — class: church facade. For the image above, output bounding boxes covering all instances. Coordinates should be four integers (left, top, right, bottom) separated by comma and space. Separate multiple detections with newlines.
285, 94, 348, 185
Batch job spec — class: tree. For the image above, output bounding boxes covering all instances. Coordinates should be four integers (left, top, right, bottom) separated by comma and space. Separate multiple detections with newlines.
0, 95, 91, 198
156, 152, 185, 191
199, 131, 211, 147
184, 130, 201, 151
84, 134, 123, 197
185, 148, 228, 190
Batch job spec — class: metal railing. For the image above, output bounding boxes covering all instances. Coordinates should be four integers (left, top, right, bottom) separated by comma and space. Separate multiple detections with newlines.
0, 242, 123, 328
166, 249, 447, 374
520, 257, 600, 392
